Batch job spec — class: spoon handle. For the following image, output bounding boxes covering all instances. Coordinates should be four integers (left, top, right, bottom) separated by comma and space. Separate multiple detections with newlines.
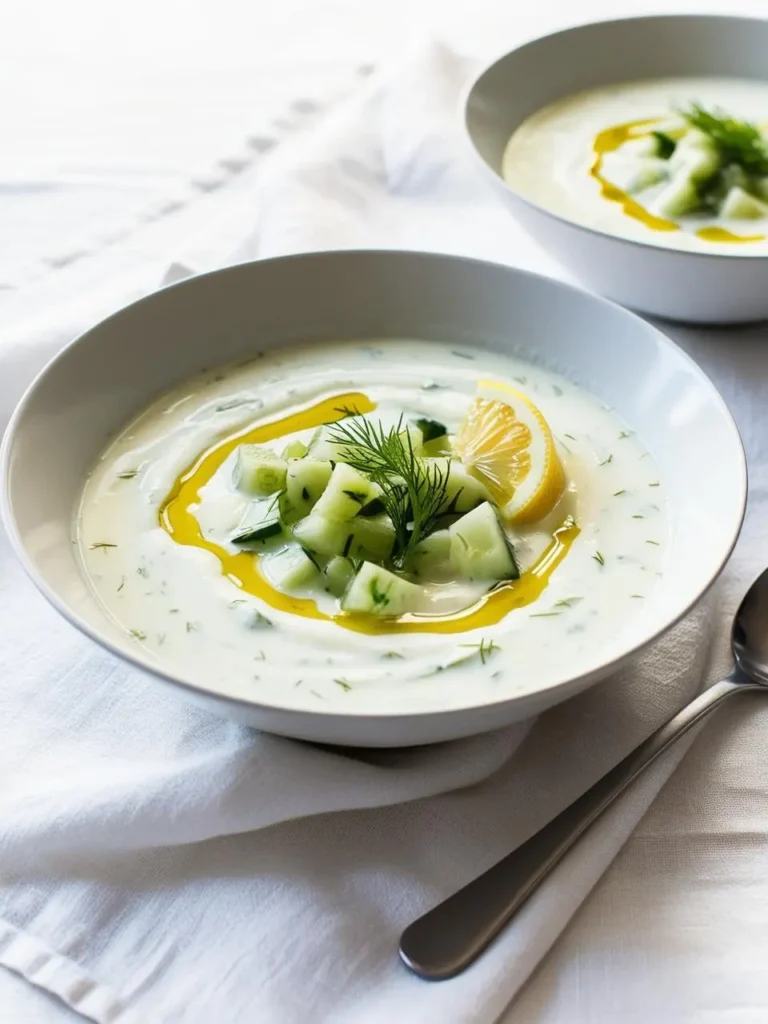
399, 675, 752, 980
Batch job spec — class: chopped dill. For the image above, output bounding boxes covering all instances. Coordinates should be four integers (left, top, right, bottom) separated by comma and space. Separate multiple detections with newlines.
333, 678, 352, 692
618, 430, 633, 440
649, 482, 660, 487
117, 577, 125, 592
599, 454, 613, 466
90, 542, 117, 550
458, 637, 501, 665
593, 550, 605, 566
382, 651, 404, 659
555, 596, 582, 608
129, 628, 147, 641
645, 539, 660, 546
117, 470, 138, 480
564, 433, 577, 441
613, 489, 626, 496
530, 611, 562, 618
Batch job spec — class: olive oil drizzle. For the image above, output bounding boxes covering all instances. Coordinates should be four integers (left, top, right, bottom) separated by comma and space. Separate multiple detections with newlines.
590, 118, 765, 244
159, 391, 579, 635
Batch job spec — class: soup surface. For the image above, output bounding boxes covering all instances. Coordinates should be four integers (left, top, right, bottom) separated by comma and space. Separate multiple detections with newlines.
502, 77, 768, 254
78, 340, 667, 712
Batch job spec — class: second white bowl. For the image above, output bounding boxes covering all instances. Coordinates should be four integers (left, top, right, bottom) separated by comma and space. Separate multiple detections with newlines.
463, 14, 768, 324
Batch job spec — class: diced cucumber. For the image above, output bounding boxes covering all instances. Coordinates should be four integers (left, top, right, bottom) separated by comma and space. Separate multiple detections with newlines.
625, 157, 669, 195
351, 515, 396, 562
232, 497, 283, 546
653, 173, 701, 218
341, 562, 424, 616
322, 555, 356, 596
312, 463, 381, 521
307, 425, 354, 462
262, 544, 319, 591
283, 459, 333, 521
234, 445, 287, 496
721, 185, 768, 220
293, 512, 395, 563
449, 502, 519, 581
282, 439, 308, 460
424, 459, 491, 514
405, 529, 451, 579
670, 133, 721, 183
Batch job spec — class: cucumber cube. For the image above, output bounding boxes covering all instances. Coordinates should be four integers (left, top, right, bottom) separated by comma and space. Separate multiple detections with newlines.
312, 463, 381, 521
284, 459, 333, 520
341, 562, 424, 616
263, 544, 319, 592
234, 445, 287, 496
653, 173, 701, 219
424, 459, 490, 514
721, 185, 768, 220
293, 512, 395, 563
282, 440, 308, 460
307, 425, 355, 462
405, 530, 451, 579
449, 502, 519, 581
232, 497, 284, 547
322, 556, 356, 597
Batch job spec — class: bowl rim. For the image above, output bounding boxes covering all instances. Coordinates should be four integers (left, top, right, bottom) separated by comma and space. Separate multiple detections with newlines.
0, 249, 749, 724
461, 12, 768, 262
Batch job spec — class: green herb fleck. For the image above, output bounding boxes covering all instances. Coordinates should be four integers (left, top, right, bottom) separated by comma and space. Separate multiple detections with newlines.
186, 621, 197, 632
645, 539, 660, 546
451, 350, 475, 360
631, 594, 645, 599
117, 470, 138, 480
229, 599, 247, 607
382, 651, 404, 659
618, 430, 633, 440
90, 542, 117, 550
599, 454, 613, 466
458, 637, 501, 665
649, 482, 660, 487
613, 489, 626, 497
653, 130, 677, 159
136, 566, 149, 578
564, 433, 577, 441
530, 611, 562, 618
117, 576, 125, 592
593, 550, 605, 566
370, 579, 390, 608
129, 628, 147, 641
333, 678, 352, 692
555, 596, 582, 608
632, 514, 645, 519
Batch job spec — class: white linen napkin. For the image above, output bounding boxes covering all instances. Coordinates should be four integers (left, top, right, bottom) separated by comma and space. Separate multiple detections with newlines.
0, 41, 722, 1024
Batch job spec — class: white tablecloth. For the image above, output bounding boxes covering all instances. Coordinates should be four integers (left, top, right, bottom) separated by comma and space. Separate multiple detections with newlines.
3, 2, 768, 1022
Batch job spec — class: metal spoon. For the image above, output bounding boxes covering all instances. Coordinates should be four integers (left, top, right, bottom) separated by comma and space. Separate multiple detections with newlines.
400, 568, 768, 980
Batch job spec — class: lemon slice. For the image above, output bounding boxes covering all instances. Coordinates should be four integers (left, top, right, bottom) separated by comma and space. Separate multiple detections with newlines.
454, 380, 565, 524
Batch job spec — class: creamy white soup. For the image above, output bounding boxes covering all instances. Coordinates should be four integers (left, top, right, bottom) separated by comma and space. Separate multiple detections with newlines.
502, 77, 768, 254
77, 341, 667, 713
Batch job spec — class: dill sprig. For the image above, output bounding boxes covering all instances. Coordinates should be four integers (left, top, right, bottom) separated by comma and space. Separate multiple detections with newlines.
326, 415, 450, 565
681, 104, 768, 174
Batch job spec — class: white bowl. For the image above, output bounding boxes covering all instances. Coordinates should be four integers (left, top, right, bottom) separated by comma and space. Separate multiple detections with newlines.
463, 14, 768, 324
0, 251, 746, 745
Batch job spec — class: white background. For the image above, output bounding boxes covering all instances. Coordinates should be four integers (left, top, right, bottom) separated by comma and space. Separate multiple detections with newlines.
4, 0, 768, 1021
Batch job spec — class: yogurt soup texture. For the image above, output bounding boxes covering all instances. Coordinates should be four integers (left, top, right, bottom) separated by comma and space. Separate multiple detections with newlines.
78, 341, 667, 713
502, 77, 768, 254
